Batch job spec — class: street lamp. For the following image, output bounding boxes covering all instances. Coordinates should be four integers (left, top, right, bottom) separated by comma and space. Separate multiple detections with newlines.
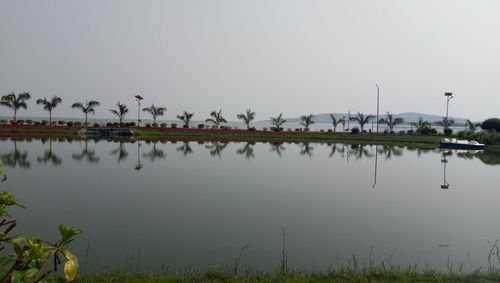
444, 92, 453, 130
134, 95, 144, 127
376, 84, 380, 134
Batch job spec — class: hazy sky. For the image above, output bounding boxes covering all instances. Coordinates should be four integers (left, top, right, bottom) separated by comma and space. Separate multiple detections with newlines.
1, 0, 499, 121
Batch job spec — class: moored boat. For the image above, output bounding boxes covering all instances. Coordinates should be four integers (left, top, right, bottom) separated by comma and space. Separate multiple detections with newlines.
439, 138, 485, 150
78, 128, 134, 137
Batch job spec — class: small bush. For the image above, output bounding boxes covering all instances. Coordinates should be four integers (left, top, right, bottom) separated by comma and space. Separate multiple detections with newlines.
443, 128, 453, 136
66, 121, 74, 127
152, 123, 159, 127
129, 122, 136, 127
327, 129, 333, 133
481, 118, 500, 132
0, 120, 7, 124
197, 124, 205, 129
248, 127, 256, 131
407, 129, 414, 135
183, 125, 188, 129
295, 128, 301, 132
41, 120, 49, 126
26, 119, 33, 125
17, 120, 25, 125
58, 120, 65, 125
262, 127, 268, 131
145, 123, 152, 128
320, 129, 324, 132
106, 122, 113, 127
74, 121, 82, 126
351, 127, 360, 134
171, 123, 177, 128
160, 123, 167, 128
34, 121, 41, 125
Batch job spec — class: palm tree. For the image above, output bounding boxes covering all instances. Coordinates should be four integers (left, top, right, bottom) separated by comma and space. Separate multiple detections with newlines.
109, 101, 128, 126
71, 100, 100, 126
206, 109, 227, 128
379, 112, 404, 133
466, 119, 481, 131
411, 117, 431, 133
300, 114, 315, 131
0, 92, 31, 122
330, 114, 341, 132
270, 113, 286, 131
142, 104, 167, 124
339, 117, 346, 132
353, 112, 375, 131
177, 111, 194, 128
237, 109, 256, 129
36, 96, 62, 125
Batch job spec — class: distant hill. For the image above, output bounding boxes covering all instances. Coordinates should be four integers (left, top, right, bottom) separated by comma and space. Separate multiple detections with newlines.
270, 112, 467, 124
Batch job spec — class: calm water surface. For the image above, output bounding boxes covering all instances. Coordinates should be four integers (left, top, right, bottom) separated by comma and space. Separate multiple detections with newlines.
1, 137, 499, 273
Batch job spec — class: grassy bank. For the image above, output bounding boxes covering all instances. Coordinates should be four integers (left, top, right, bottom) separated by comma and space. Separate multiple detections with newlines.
77, 271, 500, 283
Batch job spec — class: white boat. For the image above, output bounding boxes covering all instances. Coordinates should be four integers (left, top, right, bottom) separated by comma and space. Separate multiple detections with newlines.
439, 138, 485, 150
78, 128, 134, 137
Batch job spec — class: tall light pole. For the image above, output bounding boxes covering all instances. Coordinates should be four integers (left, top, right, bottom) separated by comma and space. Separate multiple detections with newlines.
376, 84, 380, 134
444, 92, 453, 129
134, 95, 143, 127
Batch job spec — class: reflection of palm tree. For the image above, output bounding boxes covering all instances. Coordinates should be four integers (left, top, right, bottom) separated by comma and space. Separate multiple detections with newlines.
270, 142, 286, 157
37, 139, 62, 166
349, 144, 373, 160
142, 143, 166, 162
236, 142, 255, 160
72, 140, 100, 163
377, 145, 403, 160
329, 144, 338, 158
205, 141, 227, 158
110, 142, 128, 164
0, 141, 31, 168
299, 143, 314, 157
177, 141, 193, 156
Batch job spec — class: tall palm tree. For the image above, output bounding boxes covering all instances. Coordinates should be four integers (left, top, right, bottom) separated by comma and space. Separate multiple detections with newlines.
466, 119, 481, 131
353, 112, 375, 131
206, 109, 227, 128
300, 114, 315, 131
109, 101, 128, 126
339, 117, 346, 132
379, 112, 404, 132
142, 104, 167, 124
177, 111, 194, 128
237, 109, 256, 129
270, 113, 286, 131
36, 96, 62, 124
330, 114, 340, 132
71, 100, 100, 126
0, 92, 31, 122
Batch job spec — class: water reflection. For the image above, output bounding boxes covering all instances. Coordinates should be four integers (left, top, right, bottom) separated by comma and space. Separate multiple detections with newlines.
0, 141, 30, 168
72, 139, 100, 163
177, 141, 193, 156
236, 142, 255, 160
205, 141, 227, 158
269, 142, 286, 157
441, 151, 452, 189
37, 139, 62, 166
110, 141, 128, 164
377, 145, 403, 160
299, 142, 314, 157
142, 143, 166, 162
349, 144, 373, 160
134, 142, 143, 171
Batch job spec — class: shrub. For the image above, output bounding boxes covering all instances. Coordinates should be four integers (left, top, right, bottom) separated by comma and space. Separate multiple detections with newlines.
41, 120, 49, 126
198, 124, 205, 129
171, 123, 177, 128
262, 127, 268, 131
351, 127, 360, 134
481, 118, 500, 132
129, 122, 136, 127
270, 127, 283, 132
443, 128, 453, 136
327, 129, 333, 133
320, 129, 324, 132
152, 123, 159, 127
26, 119, 33, 125
183, 125, 189, 129
74, 121, 82, 126
295, 128, 301, 132
112, 122, 119, 127
160, 123, 167, 128
407, 129, 414, 135
145, 123, 151, 128
0, 120, 7, 124
34, 121, 41, 125
248, 127, 256, 131
58, 120, 65, 125
106, 122, 113, 127
17, 120, 25, 125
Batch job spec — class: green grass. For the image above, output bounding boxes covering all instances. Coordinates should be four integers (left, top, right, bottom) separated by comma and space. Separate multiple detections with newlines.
77, 271, 500, 283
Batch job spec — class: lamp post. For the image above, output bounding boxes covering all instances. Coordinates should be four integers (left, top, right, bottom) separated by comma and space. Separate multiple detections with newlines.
444, 92, 453, 130
134, 95, 144, 127
376, 84, 380, 134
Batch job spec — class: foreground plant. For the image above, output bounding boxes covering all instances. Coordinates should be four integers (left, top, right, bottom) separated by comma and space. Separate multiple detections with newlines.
0, 162, 81, 282
71, 100, 100, 126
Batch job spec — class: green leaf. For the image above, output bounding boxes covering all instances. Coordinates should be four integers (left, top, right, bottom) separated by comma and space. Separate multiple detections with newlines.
59, 225, 82, 245
20, 267, 39, 282
0, 191, 25, 208
0, 255, 14, 267
41, 277, 64, 283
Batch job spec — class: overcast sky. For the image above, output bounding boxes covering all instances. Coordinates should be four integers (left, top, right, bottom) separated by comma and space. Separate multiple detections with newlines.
1, 0, 499, 121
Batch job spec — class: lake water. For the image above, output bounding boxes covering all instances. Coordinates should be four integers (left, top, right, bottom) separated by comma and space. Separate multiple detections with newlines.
1, 137, 499, 274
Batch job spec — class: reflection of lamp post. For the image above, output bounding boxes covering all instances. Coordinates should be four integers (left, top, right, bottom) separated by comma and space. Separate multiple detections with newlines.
376, 84, 380, 133
441, 152, 450, 189
372, 145, 379, 189
134, 95, 144, 127
444, 92, 453, 129
134, 141, 143, 171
